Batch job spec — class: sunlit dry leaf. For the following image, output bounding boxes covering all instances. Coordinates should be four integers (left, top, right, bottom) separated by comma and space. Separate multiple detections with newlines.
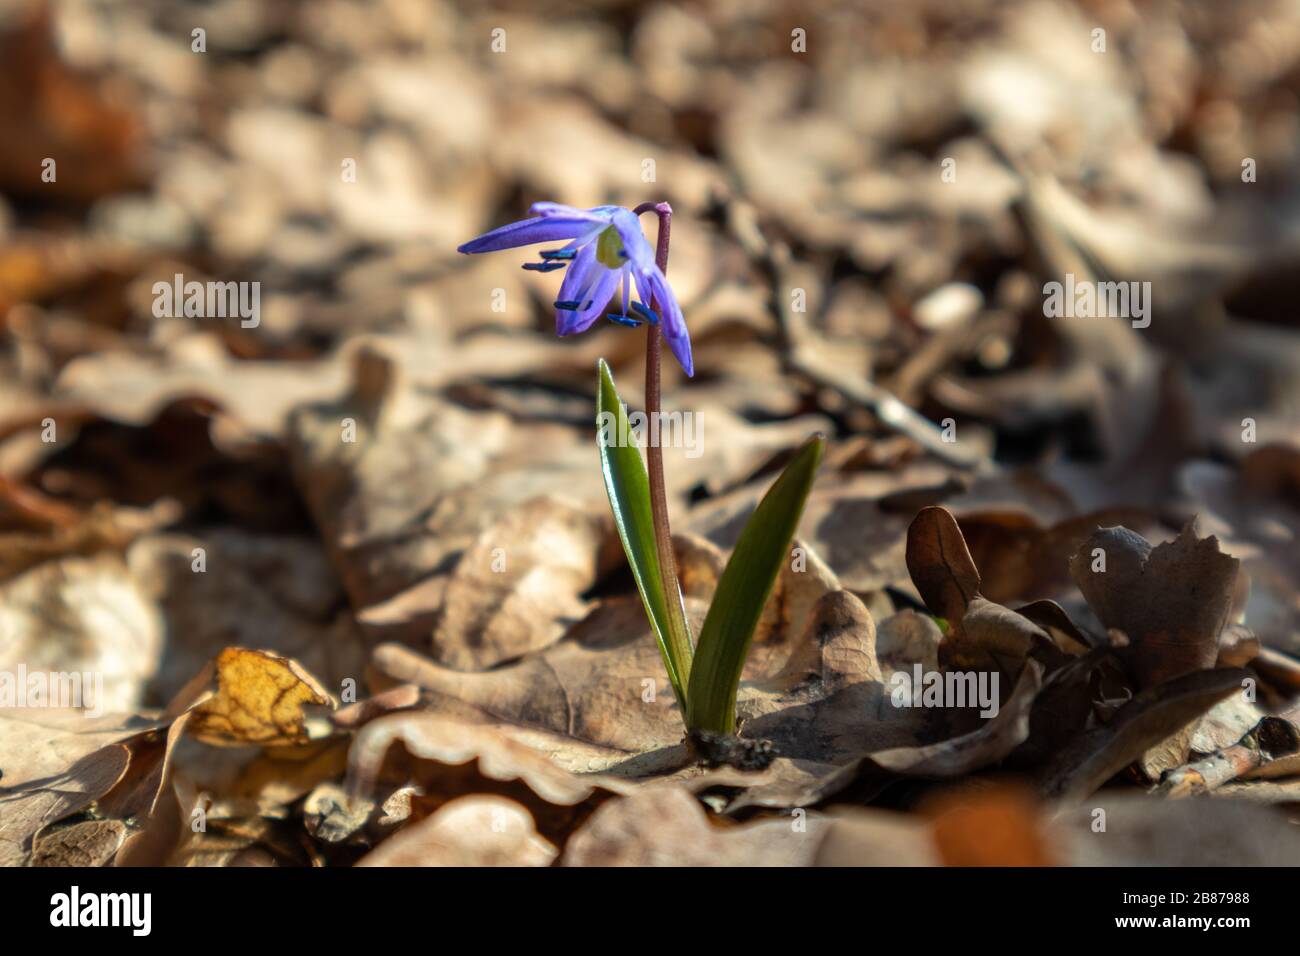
346, 710, 636, 805
31, 819, 128, 867
187, 648, 333, 748
57, 333, 349, 439
357, 795, 557, 867
0, 709, 160, 866
562, 783, 823, 866
430, 498, 609, 670
0, 7, 146, 202
0, 553, 162, 713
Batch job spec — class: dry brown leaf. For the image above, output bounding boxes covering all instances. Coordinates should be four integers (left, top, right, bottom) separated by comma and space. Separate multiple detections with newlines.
0, 7, 146, 203
0, 552, 163, 714
187, 648, 333, 747
905, 504, 981, 622
0, 709, 160, 865
865, 661, 1043, 778
1070, 524, 1242, 688
904, 506, 1064, 683
31, 819, 128, 867
1039, 668, 1250, 801
562, 783, 824, 866
370, 578, 1045, 810
346, 710, 636, 806
127, 531, 366, 704
0, 498, 173, 585
357, 795, 557, 867
426, 498, 609, 670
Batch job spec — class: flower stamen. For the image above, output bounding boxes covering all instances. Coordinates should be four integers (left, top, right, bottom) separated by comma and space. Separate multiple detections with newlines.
631, 302, 660, 325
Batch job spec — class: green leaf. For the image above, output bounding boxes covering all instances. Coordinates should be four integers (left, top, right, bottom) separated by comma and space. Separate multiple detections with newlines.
685, 434, 825, 733
595, 359, 693, 709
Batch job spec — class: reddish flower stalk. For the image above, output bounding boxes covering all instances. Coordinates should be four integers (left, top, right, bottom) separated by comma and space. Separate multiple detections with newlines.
634, 200, 693, 664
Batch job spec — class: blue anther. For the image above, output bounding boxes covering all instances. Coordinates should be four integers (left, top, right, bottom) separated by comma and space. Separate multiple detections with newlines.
630, 302, 660, 324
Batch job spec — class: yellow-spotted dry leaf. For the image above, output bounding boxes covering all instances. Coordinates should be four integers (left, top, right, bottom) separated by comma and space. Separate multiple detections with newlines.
188, 648, 333, 747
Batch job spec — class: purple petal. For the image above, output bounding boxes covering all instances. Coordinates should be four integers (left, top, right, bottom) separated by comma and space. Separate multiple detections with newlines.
637, 267, 693, 377
607, 208, 655, 268
555, 242, 599, 305
530, 202, 609, 223
458, 215, 594, 254
558, 267, 618, 336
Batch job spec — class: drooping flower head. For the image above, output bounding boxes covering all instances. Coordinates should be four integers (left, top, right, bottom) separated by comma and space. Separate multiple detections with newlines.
457, 203, 693, 376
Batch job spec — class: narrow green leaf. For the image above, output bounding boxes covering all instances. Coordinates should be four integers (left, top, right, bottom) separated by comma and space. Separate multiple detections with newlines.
595, 359, 693, 709
686, 435, 825, 733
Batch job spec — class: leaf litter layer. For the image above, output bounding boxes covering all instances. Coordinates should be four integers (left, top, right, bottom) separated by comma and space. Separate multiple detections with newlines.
1, 0, 1300, 866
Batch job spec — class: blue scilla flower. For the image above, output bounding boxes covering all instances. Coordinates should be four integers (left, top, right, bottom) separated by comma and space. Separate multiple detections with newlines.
458, 202, 693, 376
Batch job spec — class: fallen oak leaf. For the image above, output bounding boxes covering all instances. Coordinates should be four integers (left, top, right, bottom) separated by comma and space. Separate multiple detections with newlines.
427, 497, 610, 670
98, 713, 196, 867
187, 648, 334, 748
1069, 523, 1241, 688
346, 710, 637, 806
345, 709, 638, 847
367, 598, 691, 757
0, 552, 165, 714
372, 584, 1046, 809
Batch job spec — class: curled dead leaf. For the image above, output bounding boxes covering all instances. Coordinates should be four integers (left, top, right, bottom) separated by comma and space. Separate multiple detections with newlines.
357, 795, 557, 866
187, 648, 333, 747
1069, 524, 1240, 688
905, 505, 980, 622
